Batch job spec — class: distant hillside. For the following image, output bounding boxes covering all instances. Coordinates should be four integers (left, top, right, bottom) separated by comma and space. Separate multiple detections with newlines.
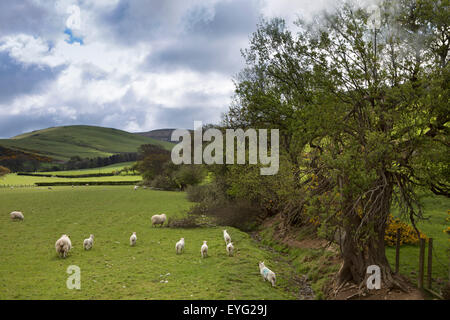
136, 128, 193, 142
0, 125, 174, 161
135, 129, 177, 142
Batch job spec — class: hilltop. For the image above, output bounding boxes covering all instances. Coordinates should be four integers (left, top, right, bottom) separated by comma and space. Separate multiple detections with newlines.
0, 125, 174, 161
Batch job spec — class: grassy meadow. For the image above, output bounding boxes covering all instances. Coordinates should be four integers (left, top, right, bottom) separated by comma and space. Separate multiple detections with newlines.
0, 186, 298, 300
0, 162, 141, 187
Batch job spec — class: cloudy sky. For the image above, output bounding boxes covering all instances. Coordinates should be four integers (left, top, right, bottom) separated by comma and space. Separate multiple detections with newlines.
0, 0, 369, 138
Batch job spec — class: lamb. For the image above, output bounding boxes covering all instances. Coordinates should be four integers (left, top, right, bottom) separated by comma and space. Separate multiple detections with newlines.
55, 234, 72, 258
10, 211, 24, 221
258, 261, 276, 287
201, 241, 208, 258
226, 242, 234, 256
83, 234, 94, 250
175, 238, 185, 254
223, 229, 231, 244
151, 214, 167, 227
130, 232, 137, 246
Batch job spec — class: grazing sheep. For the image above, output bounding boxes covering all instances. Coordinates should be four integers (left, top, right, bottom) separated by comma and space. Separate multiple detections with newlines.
151, 214, 167, 227
259, 262, 276, 287
223, 230, 231, 244
175, 238, 185, 254
201, 241, 208, 258
226, 242, 234, 256
10, 211, 24, 221
55, 234, 72, 258
134, 185, 139, 191
130, 232, 137, 246
83, 234, 94, 250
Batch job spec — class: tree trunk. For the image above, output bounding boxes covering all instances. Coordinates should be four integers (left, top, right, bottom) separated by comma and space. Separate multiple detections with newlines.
337, 177, 407, 292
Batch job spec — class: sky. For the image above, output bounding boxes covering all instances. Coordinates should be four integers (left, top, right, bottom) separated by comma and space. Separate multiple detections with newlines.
0, 0, 379, 138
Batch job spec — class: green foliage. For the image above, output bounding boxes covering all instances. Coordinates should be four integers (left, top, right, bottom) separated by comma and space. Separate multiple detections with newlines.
137, 144, 206, 190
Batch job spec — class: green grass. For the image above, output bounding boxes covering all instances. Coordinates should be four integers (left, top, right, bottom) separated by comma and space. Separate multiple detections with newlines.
0, 125, 174, 161
39, 162, 137, 176
258, 223, 339, 300
0, 187, 298, 300
0, 173, 142, 186
386, 194, 450, 291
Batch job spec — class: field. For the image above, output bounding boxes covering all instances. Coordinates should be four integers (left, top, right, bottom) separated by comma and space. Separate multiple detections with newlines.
0, 125, 173, 161
386, 195, 450, 291
0, 163, 141, 187
0, 186, 299, 300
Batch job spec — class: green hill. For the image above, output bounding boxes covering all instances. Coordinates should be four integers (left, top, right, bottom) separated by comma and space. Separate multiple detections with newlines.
0, 125, 174, 161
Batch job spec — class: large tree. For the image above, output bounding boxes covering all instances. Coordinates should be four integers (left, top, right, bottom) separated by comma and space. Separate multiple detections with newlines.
225, 0, 449, 291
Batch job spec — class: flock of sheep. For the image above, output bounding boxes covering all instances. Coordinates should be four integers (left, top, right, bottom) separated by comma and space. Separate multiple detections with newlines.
10, 209, 277, 287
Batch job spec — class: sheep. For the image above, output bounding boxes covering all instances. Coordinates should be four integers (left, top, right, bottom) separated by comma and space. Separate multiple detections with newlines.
55, 234, 72, 258
151, 214, 167, 227
226, 242, 234, 256
175, 238, 185, 254
134, 185, 139, 191
201, 241, 208, 258
83, 234, 94, 250
223, 229, 231, 244
258, 261, 276, 287
130, 232, 137, 246
10, 211, 24, 221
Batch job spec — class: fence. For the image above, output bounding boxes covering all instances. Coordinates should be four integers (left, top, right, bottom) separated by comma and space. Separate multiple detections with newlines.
394, 230, 448, 299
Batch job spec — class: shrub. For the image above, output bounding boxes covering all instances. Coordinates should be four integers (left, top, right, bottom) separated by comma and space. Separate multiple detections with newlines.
150, 175, 178, 190
190, 199, 262, 232
384, 214, 428, 246
167, 215, 200, 228
185, 184, 210, 202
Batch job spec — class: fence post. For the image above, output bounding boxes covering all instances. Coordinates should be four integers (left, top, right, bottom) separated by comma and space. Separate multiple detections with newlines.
395, 228, 401, 273
427, 238, 433, 289
418, 238, 425, 289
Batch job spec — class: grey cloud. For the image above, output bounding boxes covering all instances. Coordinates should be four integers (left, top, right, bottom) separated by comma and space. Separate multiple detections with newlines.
0, 52, 66, 104
0, 1, 64, 39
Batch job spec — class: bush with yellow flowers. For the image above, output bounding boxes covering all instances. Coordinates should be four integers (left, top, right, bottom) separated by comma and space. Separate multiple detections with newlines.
384, 214, 428, 246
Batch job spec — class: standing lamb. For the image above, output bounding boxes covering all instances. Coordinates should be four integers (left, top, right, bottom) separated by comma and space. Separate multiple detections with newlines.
83, 234, 94, 250
226, 242, 234, 256
201, 241, 208, 258
175, 238, 185, 254
223, 230, 231, 244
10, 211, 24, 221
55, 234, 72, 258
258, 261, 276, 287
130, 232, 137, 246
151, 214, 167, 227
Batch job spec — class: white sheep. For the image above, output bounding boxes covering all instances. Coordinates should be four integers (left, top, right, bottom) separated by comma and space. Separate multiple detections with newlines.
55, 234, 72, 258
226, 242, 234, 256
10, 211, 24, 221
201, 241, 208, 258
151, 214, 167, 227
175, 238, 185, 254
223, 229, 231, 244
130, 232, 137, 246
259, 261, 276, 287
134, 185, 139, 191
83, 234, 94, 250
